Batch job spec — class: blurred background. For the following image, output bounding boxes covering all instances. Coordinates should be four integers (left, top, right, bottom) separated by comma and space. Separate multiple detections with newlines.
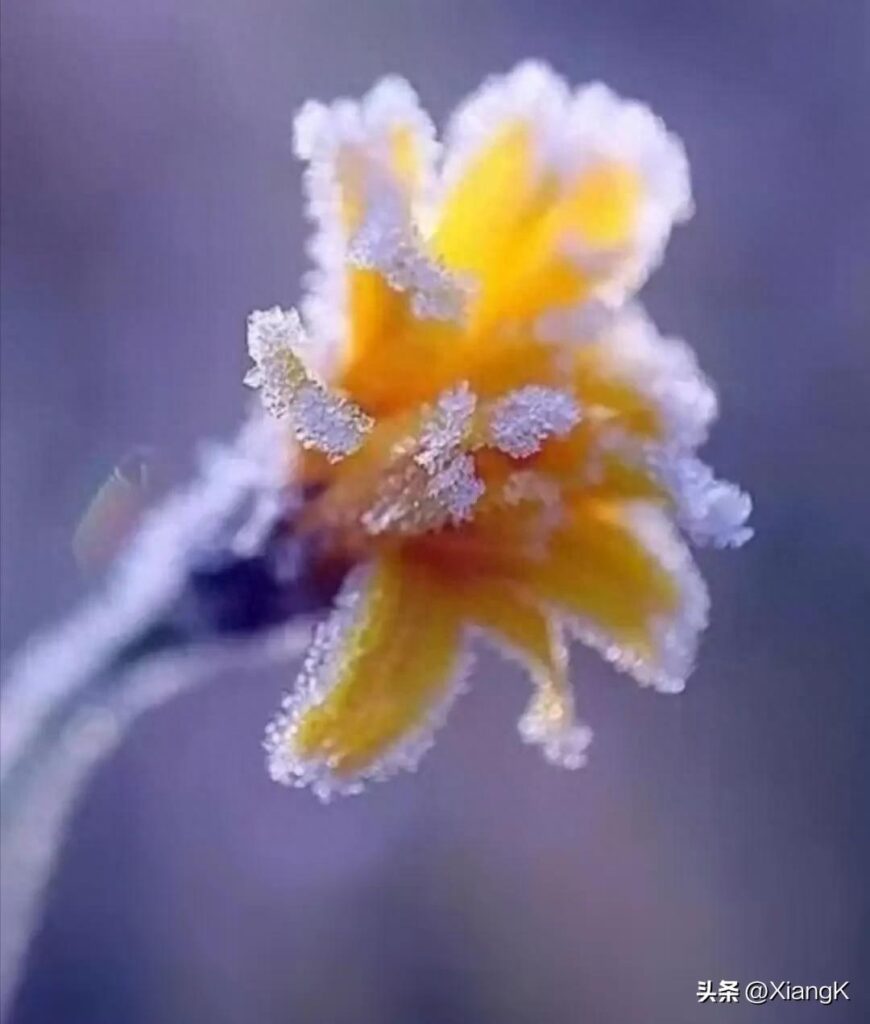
1, 1, 868, 1021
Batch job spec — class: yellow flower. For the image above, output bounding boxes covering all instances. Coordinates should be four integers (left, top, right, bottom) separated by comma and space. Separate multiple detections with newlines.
250, 63, 752, 797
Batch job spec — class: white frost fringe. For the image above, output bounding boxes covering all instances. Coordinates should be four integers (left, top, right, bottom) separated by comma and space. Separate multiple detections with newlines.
265, 563, 475, 801
294, 75, 440, 375
0, 412, 301, 1017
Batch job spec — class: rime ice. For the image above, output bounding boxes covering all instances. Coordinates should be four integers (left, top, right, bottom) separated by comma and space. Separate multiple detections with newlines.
488, 386, 582, 458
245, 307, 372, 460
251, 62, 752, 797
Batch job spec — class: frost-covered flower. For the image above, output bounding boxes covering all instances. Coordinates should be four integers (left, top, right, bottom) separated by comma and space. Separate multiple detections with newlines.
249, 63, 752, 798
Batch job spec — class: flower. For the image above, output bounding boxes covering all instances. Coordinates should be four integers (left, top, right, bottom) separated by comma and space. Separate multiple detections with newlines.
249, 63, 752, 798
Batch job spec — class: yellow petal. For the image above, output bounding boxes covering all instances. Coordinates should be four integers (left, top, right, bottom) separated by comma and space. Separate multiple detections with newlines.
455, 578, 592, 769
432, 65, 690, 337
567, 161, 641, 248
340, 289, 467, 415
458, 579, 560, 677
294, 77, 440, 372
524, 501, 707, 691
569, 305, 717, 447
434, 120, 544, 278
267, 556, 464, 794
433, 119, 594, 335
431, 68, 588, 334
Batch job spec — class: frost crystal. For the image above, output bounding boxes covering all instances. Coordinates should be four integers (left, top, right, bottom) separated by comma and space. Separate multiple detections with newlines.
362, 384, 484, 535
349, 208, 472, 322
558, 82, 692, 296
413, 384, 484, 522
426, 453, 485, 523
414, 382, 477, 471
488, 386, 582, 458
648, 452, 753, 549
596, 306, 718, 448
517, 678, 593, 770
502, 470, 562, 508
599, 435, 754, 551
245, 307, 373, 461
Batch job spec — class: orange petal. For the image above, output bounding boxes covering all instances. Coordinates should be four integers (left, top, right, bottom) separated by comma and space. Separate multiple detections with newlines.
458, 579, 560, 677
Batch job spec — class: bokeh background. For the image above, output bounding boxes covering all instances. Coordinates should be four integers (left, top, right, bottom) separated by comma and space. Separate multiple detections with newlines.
2, 1, 868, 1021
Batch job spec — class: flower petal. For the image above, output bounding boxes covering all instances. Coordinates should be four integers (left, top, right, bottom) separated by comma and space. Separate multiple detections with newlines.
555, 82, 692, 302
525, 500, 709, 693
574, 304, 718, 447
265, 555, 466, 797
433, 63, 578, 331
432, 63, 691, 335
458, 581, 592, 769
460, 580, 559, 676
294, 76, 439, 374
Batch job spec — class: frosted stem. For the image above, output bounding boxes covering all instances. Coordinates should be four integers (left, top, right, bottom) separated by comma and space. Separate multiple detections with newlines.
0, 612, 310, 1018
0, 415, 337, 1017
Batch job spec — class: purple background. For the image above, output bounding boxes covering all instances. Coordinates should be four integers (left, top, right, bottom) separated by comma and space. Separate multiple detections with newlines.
2, 1, 868, 1021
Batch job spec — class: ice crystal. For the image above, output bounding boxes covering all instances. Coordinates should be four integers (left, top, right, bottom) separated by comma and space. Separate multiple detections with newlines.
414, 382, 477, 471
518, 691, 594, 770
488, 386, 582, 458
412, 385, 485, 523
649, 453, 753, 549
245, 307, 373, 460
599, 435, 753, 551
594, 306, 718, 449
362, 385, 485, 535
349, 207, 472, 322
426, 452, 485, 523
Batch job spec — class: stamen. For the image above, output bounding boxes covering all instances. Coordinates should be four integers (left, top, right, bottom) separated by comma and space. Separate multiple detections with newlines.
246, 307, 373, 461
362, 384, 485, 535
